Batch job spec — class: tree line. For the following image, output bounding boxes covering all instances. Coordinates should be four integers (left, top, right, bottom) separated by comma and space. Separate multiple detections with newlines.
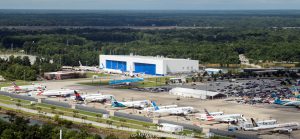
0, 55, 60, 81
1, 28, 299, 67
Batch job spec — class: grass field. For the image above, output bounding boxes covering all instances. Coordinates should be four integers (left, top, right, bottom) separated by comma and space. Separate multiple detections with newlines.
78, 80, 109, 86
135, 77, 170, 87
0, 95, 158, 131
85, 72, 111, 78
0, 80, 30, 88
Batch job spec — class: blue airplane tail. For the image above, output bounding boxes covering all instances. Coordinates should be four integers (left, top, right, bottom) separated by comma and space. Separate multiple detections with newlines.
151, 101, 159, 111
110, 96, 126, 107
274, 98, 282, 104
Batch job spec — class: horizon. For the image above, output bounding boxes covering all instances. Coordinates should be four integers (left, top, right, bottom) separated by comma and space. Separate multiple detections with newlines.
1, 0, 300, 10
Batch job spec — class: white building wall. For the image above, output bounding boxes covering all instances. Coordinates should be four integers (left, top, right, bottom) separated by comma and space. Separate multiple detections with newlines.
163, 59, 199, 74
99, 55, 199, 75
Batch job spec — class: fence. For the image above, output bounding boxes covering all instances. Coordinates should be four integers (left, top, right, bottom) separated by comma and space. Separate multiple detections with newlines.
115, 111, 153, 123
158, 119, 202, 132
76, 105, 109, 115
0, 91, 37, 102
41, 99, 71, 108
209, 129, 260, 139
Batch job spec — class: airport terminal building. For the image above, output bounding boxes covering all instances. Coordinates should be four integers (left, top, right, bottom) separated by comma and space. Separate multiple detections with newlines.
99, 55, 199, 75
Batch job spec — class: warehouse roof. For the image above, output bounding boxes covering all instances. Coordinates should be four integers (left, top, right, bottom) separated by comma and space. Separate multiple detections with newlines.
169, 87, 221, 97
100, 55, 197, 61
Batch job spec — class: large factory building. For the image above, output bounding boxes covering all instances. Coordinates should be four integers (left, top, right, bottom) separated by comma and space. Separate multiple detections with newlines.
99, 55, 199, 76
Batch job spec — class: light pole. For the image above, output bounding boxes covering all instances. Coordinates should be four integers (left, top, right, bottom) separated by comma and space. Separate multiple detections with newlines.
23, 70, 26, 83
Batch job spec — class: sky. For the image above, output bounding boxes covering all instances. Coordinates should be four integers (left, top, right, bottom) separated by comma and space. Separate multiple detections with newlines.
0, 0, 300, 10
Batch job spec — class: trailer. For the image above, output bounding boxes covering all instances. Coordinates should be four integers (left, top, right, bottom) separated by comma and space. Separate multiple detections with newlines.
157, 123, 184, 133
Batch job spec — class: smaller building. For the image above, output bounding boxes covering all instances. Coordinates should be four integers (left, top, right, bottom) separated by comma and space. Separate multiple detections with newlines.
44, 71, 86, 80
205, 68, 223, 75
169, 87, 226, 99
157, 123, 183, 133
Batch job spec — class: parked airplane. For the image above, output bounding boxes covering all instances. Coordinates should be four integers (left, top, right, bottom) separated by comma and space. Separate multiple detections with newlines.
1, 82, 46, 93
242, 118, 299, 132
150, 101, 196, 116
284, 101, 300, 107
111, 96, 149, 109
39, 89, 77, 97
72, 91, 114, 103
101, 63, 123, 74
274, 98, 300, 107
143, 104, 178, 112
103, 68, 123, 74
77, 61, 99, 72
200, 109, 246, 123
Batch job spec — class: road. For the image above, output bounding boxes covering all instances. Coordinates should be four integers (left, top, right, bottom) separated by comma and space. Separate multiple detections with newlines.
0, 102, 197, 139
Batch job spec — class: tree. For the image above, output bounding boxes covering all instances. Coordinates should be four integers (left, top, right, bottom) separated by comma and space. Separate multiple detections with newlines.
50, 106, 56, 113
96, 114, 101, 122
105, 134, 119, 139
106, 120, 113, 128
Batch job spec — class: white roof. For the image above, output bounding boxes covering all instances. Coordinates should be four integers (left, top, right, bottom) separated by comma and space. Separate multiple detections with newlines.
205, 68, 223, 72
100, 55, 197, 61
160, 123, 183, 128
170, 87, 220, 97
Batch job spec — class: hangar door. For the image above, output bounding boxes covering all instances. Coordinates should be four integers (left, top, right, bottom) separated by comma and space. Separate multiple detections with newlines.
134, 63, 156, 75
106, 60, 127, 72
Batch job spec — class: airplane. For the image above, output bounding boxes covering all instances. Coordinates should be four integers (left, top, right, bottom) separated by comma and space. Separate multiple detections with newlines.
283, 101, 300, 107
76, 61, 100, 72
1, 82, 46, 93
200, 109, 246, 123
273, 98, 300, 107
111, 96, 149, 109
143, 104, 178, 112
103, 68, 123, 74
150, 101, 196, 116
101, 63, 123, 74
243, 118, 299, 132
39, 89, 77, 97
71, 91, 114, 103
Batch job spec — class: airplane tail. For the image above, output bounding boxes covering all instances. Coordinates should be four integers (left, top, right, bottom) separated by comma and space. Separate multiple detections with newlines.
74, 90, 83, 101
151, 101, 159, 111
274, 98, 282, 104
110, 96, 118, 103
37, 90, 44, 95
204, 108, 211, 116
250, 118, 258, 127
12, 82, 20, 90
79, 61, 83, 67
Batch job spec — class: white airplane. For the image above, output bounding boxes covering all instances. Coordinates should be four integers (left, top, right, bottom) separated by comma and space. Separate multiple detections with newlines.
283, 101, 300, 107
39, 89, 77, 97
243, 118, 299, 132
100, 63, 123, 74
143, 104, 178, 112
201, 109, 246, 123
0, 82, 46, 93
111, 96, 149, 109
103, 68, 123, 74
151, 101, 196, 116
71, 91, 114, 103
77, 61, 99, 72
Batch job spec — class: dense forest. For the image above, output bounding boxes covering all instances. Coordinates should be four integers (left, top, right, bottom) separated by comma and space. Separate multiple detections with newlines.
1, 10, 300, 28
0, 10, 299, 67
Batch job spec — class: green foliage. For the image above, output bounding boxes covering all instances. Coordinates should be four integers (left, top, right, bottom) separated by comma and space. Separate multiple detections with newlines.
0, 115, 101, 139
